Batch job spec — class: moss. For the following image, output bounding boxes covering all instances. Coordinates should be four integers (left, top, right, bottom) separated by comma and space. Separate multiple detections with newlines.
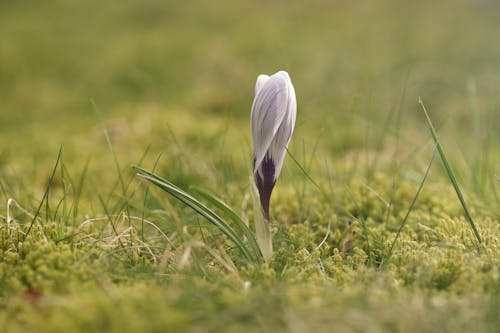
0, 224, 97, 295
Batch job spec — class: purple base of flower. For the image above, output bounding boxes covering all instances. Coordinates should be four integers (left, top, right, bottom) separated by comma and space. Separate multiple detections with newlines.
254, 155, 276, 221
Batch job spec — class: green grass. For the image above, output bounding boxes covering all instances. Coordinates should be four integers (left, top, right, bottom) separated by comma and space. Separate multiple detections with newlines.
0, 0, 499, 332
419, 98, 482, 245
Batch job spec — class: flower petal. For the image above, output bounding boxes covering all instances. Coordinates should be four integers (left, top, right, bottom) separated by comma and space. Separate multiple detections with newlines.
267, 72, 296, 181
251, 72, 291, 174
255, 74, 270, 95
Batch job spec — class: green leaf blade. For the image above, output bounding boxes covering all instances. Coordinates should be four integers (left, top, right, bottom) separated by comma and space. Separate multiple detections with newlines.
192, 187, 262, 259
419, 98, 482, 245
134, 166, 258, 262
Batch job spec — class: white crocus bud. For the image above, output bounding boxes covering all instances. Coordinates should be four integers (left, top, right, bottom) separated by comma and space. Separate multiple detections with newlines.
251, 70, 297, 221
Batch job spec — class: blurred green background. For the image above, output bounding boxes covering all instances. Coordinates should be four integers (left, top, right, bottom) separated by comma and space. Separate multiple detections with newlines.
1, 0, 499, 153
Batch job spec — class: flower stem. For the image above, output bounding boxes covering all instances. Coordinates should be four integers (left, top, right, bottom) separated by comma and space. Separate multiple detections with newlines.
250, 176, 273, 261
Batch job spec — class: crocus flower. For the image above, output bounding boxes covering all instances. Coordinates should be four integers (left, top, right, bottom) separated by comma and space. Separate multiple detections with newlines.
251, 70, 297, 221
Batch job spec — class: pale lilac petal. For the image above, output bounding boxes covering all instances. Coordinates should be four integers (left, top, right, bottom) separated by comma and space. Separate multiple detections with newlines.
250, 70, 296, 220
267, 72, 296, 181
255, 74, 270, 95
251, 73, 290, 174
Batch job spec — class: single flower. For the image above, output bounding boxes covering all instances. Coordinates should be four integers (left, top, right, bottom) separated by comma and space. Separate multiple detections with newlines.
251, 70, 297, 221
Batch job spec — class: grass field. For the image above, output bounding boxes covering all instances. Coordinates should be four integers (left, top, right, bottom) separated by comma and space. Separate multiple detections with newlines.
0, 0, 499, 332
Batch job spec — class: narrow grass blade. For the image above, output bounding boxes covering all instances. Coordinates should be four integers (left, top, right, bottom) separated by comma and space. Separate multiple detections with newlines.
141, 153, 162, 242
418, 98, 482, 245
386, 147, 436, 260
23, 146, 62, 241
71, 157, 91, 222
285, 147, 322, 191
133, 166, 258, 262
287, 147, 360, 221
191, 187, 262, 258
94, 182, 133, 262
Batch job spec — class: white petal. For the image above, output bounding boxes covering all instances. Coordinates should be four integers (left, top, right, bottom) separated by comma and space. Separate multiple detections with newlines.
255, 74, 270, 95
251, 72, 291, 173
266, 72, 296, 180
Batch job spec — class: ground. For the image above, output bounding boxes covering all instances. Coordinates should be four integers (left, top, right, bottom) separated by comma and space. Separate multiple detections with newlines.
0, 0, 499, 332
